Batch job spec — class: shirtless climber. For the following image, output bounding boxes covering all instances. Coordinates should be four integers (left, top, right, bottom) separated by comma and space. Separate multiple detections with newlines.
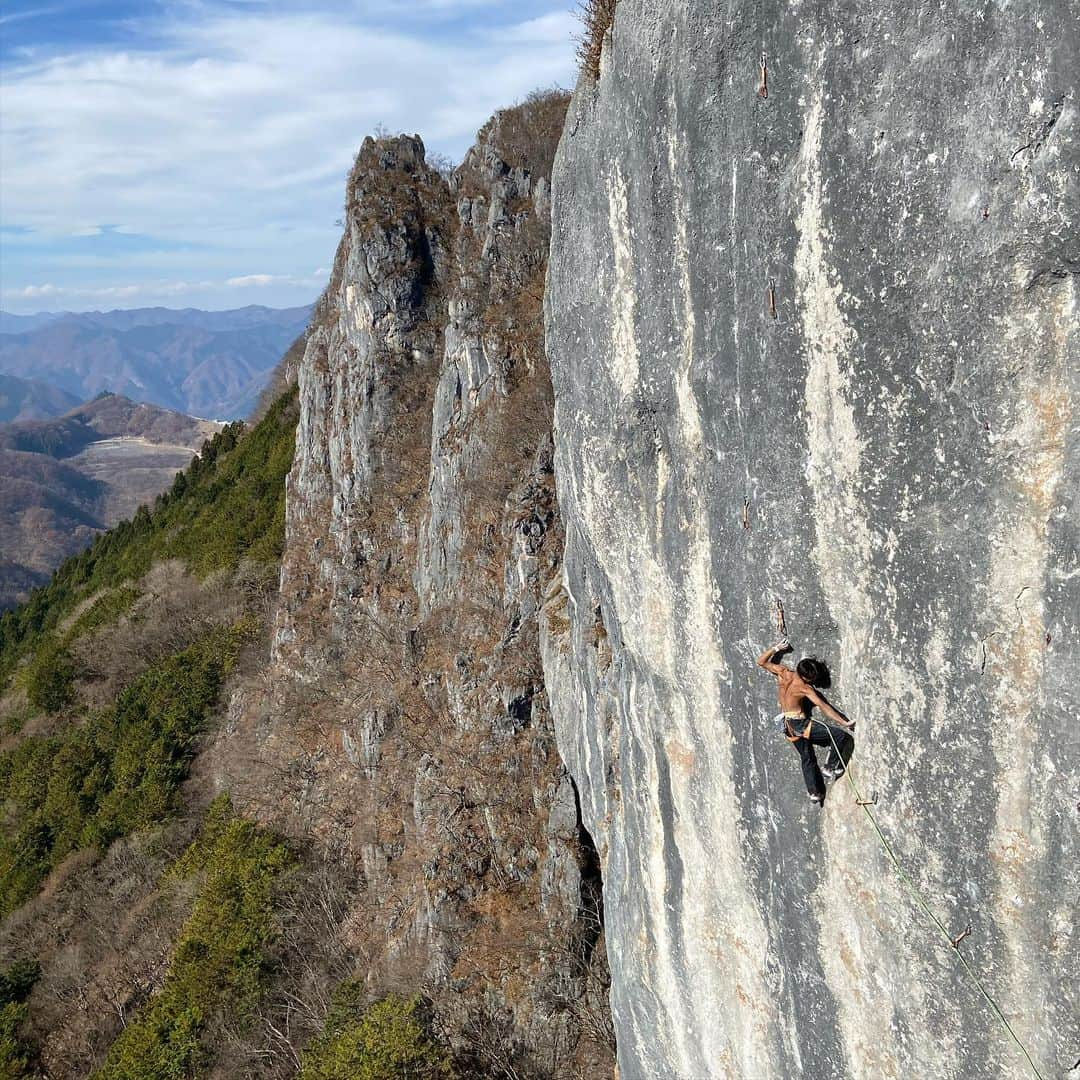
757, 641, 855, 805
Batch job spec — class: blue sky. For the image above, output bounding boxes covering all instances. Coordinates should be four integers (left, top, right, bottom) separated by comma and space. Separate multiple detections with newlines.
0, 0, 579, 313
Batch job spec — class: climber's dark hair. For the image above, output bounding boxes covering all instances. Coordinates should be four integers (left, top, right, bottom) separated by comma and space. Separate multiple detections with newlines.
797, 657, 830, 689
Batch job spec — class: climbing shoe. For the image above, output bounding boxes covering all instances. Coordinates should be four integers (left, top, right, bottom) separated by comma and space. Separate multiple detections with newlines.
822, 764, 845, 780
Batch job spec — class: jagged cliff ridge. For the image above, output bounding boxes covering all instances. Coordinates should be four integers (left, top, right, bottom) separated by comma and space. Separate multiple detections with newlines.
231, 93, 613, 1075
544, 3, 1077, 1079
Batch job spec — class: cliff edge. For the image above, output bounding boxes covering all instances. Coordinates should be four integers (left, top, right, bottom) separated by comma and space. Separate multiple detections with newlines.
543, 2, 1078, 1077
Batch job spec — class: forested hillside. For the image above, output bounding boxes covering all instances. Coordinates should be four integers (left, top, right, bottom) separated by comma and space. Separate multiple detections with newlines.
0, 377, 79, 425
0, 385, 303, 1075
0, 306, 312, 420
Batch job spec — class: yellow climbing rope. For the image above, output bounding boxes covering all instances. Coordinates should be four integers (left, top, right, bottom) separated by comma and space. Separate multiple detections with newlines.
818, 722, 1046, 1080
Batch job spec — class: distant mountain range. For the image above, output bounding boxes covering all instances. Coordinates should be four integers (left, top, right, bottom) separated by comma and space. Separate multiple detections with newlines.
0, 304, 312, 419
0, 374, 81, 423
0, 392, 221, 608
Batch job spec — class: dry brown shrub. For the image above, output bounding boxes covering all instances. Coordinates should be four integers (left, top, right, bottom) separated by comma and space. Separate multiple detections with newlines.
577, 0, 618, 81
346, 135, 456, 245
198, 859, 358, 1079
480, 89, 571, 181
70, 561, 251, 708
0, 822, 198, 1076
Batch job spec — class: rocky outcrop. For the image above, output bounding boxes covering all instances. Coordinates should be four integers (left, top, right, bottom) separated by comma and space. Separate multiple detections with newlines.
543, 3, 1077, 1078
263, 98, 613, 1075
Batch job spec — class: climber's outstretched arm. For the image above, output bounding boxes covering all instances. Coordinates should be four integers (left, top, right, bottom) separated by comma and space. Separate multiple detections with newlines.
756, 641, 790, 675
803, 685, 854, 728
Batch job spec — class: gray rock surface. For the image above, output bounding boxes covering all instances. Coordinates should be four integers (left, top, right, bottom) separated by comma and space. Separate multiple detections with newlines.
543, 3, 1078, 1078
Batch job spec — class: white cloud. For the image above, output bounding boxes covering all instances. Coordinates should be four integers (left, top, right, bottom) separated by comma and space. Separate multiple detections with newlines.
226, 274, 279, 288
14, 283, 63, 298
6, 280, 213, 301
0, 5, 68, 28
0, 2, 577, 311
495, 11, 579, 44
356, 0, 504, 14
1, 6, 576, 236
226, 272, 323, 288
2, 274, 326, 305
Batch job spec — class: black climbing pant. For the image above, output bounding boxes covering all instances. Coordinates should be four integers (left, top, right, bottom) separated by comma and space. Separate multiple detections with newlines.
791, 720, 854, 799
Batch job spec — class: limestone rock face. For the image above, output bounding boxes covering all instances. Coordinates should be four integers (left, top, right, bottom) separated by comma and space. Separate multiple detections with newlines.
543, 3, 1078, 1078
267, 103, 613, 1075
275, 134, 452, 657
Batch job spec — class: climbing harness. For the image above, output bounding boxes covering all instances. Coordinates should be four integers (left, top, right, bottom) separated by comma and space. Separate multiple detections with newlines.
781, 712, 812, 741
817, 723, 1047, 1080
773, 711, 807, 737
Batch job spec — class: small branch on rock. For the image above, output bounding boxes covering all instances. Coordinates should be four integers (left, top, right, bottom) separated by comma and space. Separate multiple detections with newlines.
758, 52, 769, 99
856, 794, 877, 807
742, 496, 751, 530
775, 598, 787, 637
951, 925, 972, 950
978, 630, 1002, 675
1010, 95, 1065, 163
767, 280, 777, 319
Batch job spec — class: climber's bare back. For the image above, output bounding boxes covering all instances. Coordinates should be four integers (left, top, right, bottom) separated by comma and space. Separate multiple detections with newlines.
776, 667, 813, 715
756, 641, 852, 727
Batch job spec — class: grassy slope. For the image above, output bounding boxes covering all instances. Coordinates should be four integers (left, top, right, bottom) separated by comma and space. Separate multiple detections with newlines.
0, 624, 251, 915
0, 372, 456, 1078
94, 798, 294, 1080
